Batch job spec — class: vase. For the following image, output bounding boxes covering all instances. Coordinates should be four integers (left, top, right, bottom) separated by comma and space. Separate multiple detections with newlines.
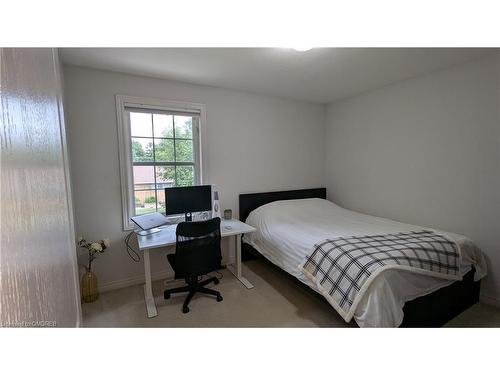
81, 270, 99, 303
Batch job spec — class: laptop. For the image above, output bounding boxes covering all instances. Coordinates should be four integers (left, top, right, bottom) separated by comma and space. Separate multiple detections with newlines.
131, 212, 169, 235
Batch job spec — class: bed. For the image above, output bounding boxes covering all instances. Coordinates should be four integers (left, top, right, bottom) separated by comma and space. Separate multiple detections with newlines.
239, 188, 486, 327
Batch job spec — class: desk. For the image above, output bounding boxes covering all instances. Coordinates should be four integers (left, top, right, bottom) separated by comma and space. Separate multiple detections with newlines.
137, 219, 256, 318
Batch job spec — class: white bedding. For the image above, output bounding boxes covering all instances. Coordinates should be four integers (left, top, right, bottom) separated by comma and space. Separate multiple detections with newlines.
243, 198, 487, 327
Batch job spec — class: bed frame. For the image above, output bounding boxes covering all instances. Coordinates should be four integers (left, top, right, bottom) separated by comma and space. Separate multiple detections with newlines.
238, 188, 480, 327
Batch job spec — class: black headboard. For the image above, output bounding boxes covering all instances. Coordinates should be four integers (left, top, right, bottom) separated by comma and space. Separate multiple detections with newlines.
239, 188, 326, 223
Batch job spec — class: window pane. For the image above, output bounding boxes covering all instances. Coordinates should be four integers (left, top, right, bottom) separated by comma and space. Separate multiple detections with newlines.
153, 114, 173, 138
133, 166, 155, 190
154, 139, 175, 162
130, 112, 152, 137
156, 189, 165, 213
175, 139, 194, 162
134, 190, 157, 216
174, 116, 193, 138
125, 108, 200, 223
155, 166, 175, 188
131, 137, 153, 162
176, 165, 194, 186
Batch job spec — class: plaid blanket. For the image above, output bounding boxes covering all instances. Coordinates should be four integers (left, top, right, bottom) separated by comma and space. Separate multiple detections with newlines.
300, 230, 461, 322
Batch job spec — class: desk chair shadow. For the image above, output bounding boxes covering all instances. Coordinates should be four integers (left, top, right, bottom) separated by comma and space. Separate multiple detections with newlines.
164, 217, 223, 313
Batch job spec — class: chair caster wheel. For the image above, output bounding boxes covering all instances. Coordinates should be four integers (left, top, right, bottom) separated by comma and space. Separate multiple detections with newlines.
216, 295, 223, 302
164, 292, 170, 300
214, 278, 220, 285
182, 306, 189, 313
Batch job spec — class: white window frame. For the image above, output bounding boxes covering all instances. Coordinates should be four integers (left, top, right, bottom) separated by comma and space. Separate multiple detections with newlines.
116, 95, 206, 230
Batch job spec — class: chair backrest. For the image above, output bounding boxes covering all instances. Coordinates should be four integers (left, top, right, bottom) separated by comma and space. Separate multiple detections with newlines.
174, 217, 222, 279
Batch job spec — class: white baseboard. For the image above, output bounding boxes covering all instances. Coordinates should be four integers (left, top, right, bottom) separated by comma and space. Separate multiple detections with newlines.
98, 259, 234, 293
98, 269, 174, 293
480, 294, 500, 308
95, 238, 236, 293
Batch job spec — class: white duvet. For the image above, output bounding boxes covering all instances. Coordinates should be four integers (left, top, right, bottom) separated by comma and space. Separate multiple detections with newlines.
243, 198, 487, 327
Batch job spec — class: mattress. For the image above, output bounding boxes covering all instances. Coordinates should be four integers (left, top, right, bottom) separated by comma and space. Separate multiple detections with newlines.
243, 198, 487, 327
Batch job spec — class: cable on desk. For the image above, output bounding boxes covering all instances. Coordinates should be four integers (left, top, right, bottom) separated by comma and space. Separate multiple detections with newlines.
124, 231, 141, 262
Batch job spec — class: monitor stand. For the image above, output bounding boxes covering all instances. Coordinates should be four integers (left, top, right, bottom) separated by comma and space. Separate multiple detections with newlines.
136, 227, 162, 236
185, 212, 193, 222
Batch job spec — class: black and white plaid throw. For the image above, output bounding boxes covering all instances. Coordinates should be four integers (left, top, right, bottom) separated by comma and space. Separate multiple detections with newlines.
301, 230, 461, 321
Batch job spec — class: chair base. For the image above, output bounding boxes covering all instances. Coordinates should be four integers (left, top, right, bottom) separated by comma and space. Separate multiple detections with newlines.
164, 276, 222, 313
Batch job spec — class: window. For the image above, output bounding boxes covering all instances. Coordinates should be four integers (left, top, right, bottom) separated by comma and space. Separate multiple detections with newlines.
129, 111, 199, 216
116, 96, 205, 229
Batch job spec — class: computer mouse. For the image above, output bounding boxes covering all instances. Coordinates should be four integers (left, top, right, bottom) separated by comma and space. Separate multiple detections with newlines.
224, 225, 232, 230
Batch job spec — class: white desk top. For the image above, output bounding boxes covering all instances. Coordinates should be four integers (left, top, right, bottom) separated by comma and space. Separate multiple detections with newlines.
136, 219, 256, 251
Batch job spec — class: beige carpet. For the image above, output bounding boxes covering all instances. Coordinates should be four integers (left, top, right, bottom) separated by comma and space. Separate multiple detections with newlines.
82, 259, 500, 328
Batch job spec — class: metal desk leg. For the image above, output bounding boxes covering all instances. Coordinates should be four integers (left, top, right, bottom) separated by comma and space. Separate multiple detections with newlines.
228, 234, 254, 289
143, 249, 158, 318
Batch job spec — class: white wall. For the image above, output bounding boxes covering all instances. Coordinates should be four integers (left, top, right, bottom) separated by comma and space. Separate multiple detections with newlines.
324, 55, 500, 303
63, 65, 326, 289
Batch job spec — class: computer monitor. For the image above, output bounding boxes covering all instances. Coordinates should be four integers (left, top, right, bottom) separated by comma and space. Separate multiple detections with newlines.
164, 185, 212, 221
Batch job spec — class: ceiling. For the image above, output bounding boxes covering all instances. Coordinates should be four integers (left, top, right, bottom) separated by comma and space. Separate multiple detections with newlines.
59, 48, 494, 104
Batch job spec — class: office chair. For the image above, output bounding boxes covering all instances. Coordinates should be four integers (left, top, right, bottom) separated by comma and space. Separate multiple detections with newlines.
164, 217, 223, 313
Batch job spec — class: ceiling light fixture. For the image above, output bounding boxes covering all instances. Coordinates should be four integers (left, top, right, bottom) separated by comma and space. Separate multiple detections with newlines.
292, 46, 314, 52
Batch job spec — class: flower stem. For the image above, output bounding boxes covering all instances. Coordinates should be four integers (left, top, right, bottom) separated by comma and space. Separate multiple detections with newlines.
88, 249, 92, 272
